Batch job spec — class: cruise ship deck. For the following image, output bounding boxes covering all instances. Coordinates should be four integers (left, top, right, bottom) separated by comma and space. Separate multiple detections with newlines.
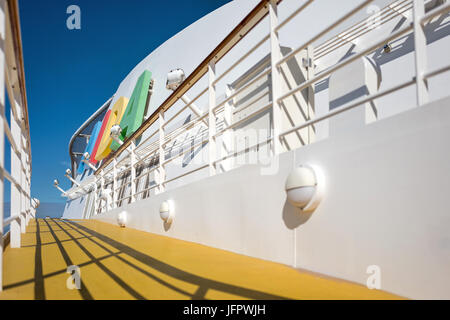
2, 0, 449, 301
0, 219, 401, 300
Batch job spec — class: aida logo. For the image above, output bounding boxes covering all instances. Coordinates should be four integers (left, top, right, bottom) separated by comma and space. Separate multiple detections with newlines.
77, 70, 152, 173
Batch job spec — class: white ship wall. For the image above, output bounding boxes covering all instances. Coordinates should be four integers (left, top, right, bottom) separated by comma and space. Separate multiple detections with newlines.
93, 96, 450, 300
60, 0, 450, 299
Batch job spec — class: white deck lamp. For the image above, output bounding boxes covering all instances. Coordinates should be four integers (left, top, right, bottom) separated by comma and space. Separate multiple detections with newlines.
81, 152, 98, 172
53, 179, 67, 196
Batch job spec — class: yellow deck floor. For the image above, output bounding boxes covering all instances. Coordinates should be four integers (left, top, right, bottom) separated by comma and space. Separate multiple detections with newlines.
0, 219, 402, 300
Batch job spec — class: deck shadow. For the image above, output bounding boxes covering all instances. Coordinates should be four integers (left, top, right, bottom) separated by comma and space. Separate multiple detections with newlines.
65, 219, 290, 300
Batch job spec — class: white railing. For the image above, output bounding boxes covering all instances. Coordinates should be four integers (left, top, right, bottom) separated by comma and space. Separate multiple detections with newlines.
62, 0, 449, 216
0, 0, 37, 291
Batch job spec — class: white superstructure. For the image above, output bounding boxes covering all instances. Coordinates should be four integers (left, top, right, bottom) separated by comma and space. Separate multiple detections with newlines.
57, 0, 450, 299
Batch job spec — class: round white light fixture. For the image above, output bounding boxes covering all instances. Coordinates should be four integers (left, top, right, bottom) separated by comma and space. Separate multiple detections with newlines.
32, 198, 40, 209
285, 165, 324, 213
159, 200, 174, 224
166, 69, 185, 91
54, 179, 60, 186
65, 169, 72, 176
117, 211, 128, 228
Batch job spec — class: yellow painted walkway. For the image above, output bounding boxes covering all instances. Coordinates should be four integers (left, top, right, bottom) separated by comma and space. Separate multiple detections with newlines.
0, 219, 402, 300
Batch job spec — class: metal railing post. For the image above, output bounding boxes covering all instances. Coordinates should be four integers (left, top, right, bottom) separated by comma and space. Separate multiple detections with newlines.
30, 162, 32, 218
208, 60, 217, 176
270, 0, 283, 155
130, 141, 136, 202
413, 0, 429, 106
158, 111, 166, 193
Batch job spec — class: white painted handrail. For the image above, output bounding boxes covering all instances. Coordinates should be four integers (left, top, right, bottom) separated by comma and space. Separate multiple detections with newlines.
3, 214, 21, 227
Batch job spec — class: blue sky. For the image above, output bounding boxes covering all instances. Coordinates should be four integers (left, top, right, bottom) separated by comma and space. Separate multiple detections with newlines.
12, 0, 230, 205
